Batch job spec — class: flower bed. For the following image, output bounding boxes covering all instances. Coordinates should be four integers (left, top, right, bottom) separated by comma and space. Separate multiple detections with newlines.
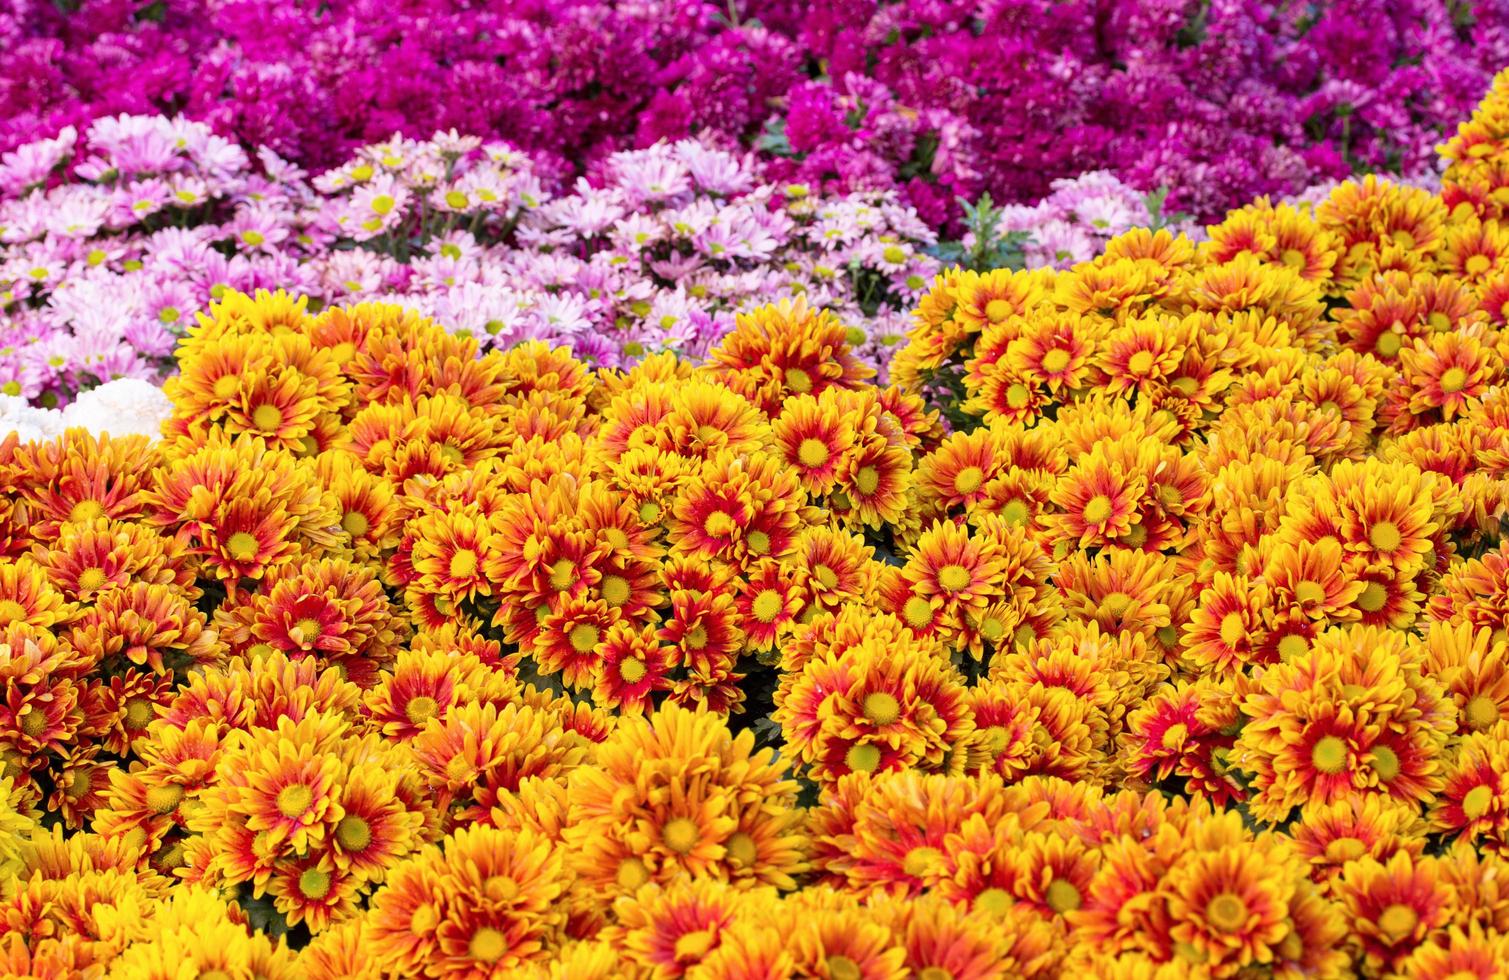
5, 0, 1506, 225
6, 69, 1509, 974
0, 118, 951, 405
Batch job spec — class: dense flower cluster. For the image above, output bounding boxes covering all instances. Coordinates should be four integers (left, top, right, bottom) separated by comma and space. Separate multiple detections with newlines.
992, 171, 1197, 270
5, 0, 1508, 225
0, 116, 940, 405
15, 43, 1509, 980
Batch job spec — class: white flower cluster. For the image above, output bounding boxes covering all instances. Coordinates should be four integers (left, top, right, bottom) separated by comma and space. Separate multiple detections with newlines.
0, 377, 172, 444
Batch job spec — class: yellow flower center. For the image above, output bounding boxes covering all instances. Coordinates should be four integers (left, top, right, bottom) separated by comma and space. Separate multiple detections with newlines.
405, 695, 439, 726
704, 511, 737, 538
784, 367, 813, 393
826, 956, 862, 980
446, 190, 469, 209
251, 404, 283, 432
291, 617, 322, 644
277, 784, 313, 819
1001, 499, 1029, 525
617, 857, 651, 890
370, 194, 395, 216
1206, 893, 1249, 933
938, 564, 971, 593
145, 783, 184, 814
1369, 521, 1402, 553
124, 698, 154, 730
77, 568, 107, 593
1128, 350, 1156, 375
1083, 495, 1113, 524
468, 926, 507, 964
863, 692, 901, 726
69, 499, 104, 522
1371, 745, 1401, 781
336, 815, 372, 852
902, 595, 933, 628
1377, 903, 1419, 943
846, 743, 882, 773
1295, 581, 1326, 606
568, 624, 600, 653
1466, 695, 1500, 730
226, 531, 259, 562
1101, 592, 1132, 619
1005, 383, 1031, 409
1277, 634, 1310, 660
855, 466, 881, 496
1463, 784, 1494, 820
902, 845, 943, 878
814, 564, 840, 590
299, 868, 333, 900
980, 297, 1012, 322
1170, 375, 1200, 396
618, 659, 647, 683
1045, 879, 1082, 914
603, 527, 630, 551
1041, 348, 1071, 374
1161, 722, 1188, 751
979, 616, 1005, 641
484, 875, 519, 903
448, 549, 477, 579
600, 575, 630, 607
1120, 523, 1147, 548
1467, 253, 1492, 275
1311, 736, 1348, 775
797, 438, 830, 468
746, 530, 771, 555
0, 599, 30, 628
1219, 613, 1246, 649
1280, 248, 1307, 269
974, 887, 1012, 916
751, 590, 783, 623
550, 558, 575, 591
682, 625, 708, 650
980, 726, 1010, 754
662, 817, 701, 855
726, 831, 758, 868
19, 709, 46, 737
917, 969, 953, 980
1375, 331, 1403, 357
1357, 581, 1388, 613
1436, 366, 1470, 396
1324, 837, 1366, 864
639, 500, 661, 524
953, 466, 984, 495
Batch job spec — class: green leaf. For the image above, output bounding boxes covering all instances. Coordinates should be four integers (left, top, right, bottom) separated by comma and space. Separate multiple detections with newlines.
755, 117, 795, 158
133, 0, 167, 22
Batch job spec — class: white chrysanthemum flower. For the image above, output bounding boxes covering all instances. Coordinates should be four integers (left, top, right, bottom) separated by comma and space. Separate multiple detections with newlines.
60, 378, 171, 441
0, 394, 67, 444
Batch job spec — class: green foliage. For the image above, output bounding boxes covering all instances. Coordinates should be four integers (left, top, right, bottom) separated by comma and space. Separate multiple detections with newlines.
755, 117, 795, 158
927, 193, 1028, 273
1142, 186, 1193, 231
